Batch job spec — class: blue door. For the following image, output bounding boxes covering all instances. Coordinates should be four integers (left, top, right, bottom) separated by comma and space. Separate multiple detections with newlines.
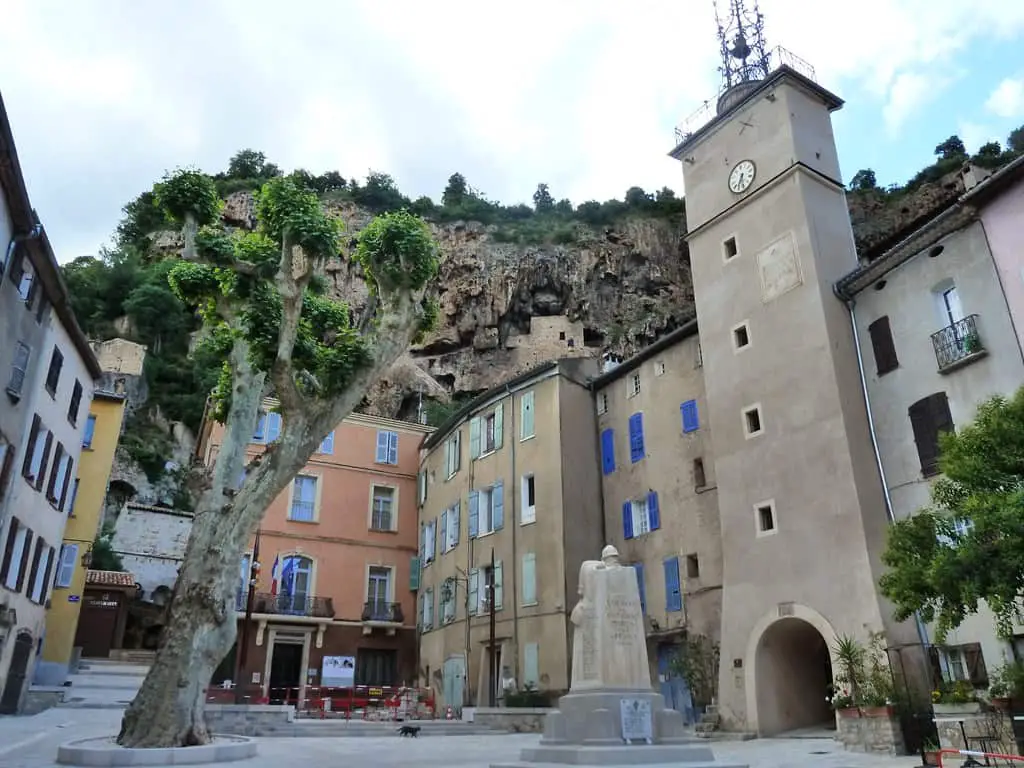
656, 644, 695, 725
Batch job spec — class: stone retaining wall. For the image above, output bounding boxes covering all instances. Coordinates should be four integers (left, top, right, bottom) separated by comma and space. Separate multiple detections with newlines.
836, 708, 906, 755
472, 707, 554, 732
204, 704, 295, 736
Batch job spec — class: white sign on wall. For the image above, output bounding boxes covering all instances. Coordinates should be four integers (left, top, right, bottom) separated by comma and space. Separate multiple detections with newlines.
321, 655, 355, 687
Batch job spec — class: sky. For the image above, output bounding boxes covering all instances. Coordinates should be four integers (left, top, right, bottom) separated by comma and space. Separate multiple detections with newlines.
1, 0, 1022, 262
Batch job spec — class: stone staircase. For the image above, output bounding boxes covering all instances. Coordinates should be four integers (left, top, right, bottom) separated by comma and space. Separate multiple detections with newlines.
58, 659, 150, 709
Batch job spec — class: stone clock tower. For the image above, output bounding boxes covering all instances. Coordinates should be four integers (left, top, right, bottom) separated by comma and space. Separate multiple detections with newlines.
669, 2, 923, 736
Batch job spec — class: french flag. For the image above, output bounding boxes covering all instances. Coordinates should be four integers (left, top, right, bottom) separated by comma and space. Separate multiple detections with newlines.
270, 555, 281, 596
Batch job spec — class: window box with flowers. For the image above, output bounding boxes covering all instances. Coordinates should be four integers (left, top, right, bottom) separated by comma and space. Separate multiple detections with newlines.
932, 680, 981, 715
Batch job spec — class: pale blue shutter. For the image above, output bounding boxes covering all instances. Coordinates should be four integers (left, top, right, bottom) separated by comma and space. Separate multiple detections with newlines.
648, 491, 660, 531
267, 413, 282, 441
387, 431, 399, 464
319, 431, 335, 454
522, 552, 537, 604
524, 642, 540, 688
376, 430, 390, 463
492, 480, 504, 530
469, 417, 482, 459
494, 560, 503, 609
623, 501, 634, 539
452, 501, 461, 546
521, 391, 535, 439
493, 403, 504, 449
468, 568, 479, 614
440, 510, 449, 553
681, 400, 699, 433
468, 491, 480, 538
664, 556, 682, 612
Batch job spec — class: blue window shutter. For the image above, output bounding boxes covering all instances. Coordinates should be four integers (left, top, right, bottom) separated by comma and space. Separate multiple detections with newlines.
469, 491, 480, 538
440, 510, 448, 553
633, 563, 646, 614
622, 501, 634, 540
601, 429, 616, 475
319, 431, 335, 454
469, 417, 482, 459
419, 524, 426, 561
629, 413, 645, 463
664, 556, 681, 612
267, 413, 282, 441
375, 430, 389, 463
453, 501, 461, 545
387, 431, 399, 464
681, 400, 699, 433
410, 556, 421, 591
492, 481, 504, 530
253, 413, 267, 442
648, 491, 660, 531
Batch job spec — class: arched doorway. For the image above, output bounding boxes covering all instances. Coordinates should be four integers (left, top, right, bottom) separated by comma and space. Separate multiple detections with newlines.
754, 617, 834, 736
0, 631, 34, 714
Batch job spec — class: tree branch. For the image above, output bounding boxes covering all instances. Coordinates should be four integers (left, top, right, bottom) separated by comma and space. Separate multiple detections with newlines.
271, 234, 306, 417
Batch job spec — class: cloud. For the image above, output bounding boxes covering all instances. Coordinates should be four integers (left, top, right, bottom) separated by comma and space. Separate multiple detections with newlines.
1, 0, 1023, 261
958, 120, 1002, 153
985, 75, 1024, 118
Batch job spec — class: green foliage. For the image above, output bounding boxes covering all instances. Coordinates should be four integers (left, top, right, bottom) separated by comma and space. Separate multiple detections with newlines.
117, 192, 170, 254
1010, 126, 1024, 153
154, 168, 221, 227
850, 169, 878, 191
423, 394, 476, 427
667, 634, 720, 708
829, 632, 893, 708
227, 149, 280, 180
879, 387, 1024, 641
504, 683, 557, 707
90, 528, 125, 572
355, 209, 439, 294
935, 135, 967, 161
533, 183, 554, 213
442, 173, 468, 208
119, 414, 176, 483
256, 176, 341, 259
414, 296, 440, 345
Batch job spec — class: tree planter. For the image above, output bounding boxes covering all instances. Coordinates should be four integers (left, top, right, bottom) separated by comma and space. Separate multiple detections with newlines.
837, 707, 861, 718
861, 705, 895, 718
924, 749, 942, 766
991, 697, 1012, 712
933, 702, 982, 715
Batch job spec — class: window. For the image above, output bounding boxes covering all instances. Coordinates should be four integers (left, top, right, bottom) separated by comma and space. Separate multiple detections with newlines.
469, 481, 504, 537
622, 491, 660, 539
289, 475, 317, 522
46, 443, 67, 505
55, 543, 79, 589
521, 474, 536, 524
420, 587, 434, 629
909, 392, 954, 477
723, 235, 738, 261
68, 380, 83, 424
30, 541, 54, 604
375, 430, 399, 465
685, 554, 700, 578
632, 563, 646, 614
732, 321, 750, 351
743, 405, 763, 437
363, 564, 390, 611
600, 429, 616, 475
440, 502, 460, 552
693, 458, 706, 489
253, 412, 282, 443
7, 342, 30, 397
868, 316, 899, 375
521, 551, 537, 605
355, 648, 397, 687
445, 431, 461, 478
17, 262, 34, 301
82, 415, 97, 449
67, 479, 80, 516
370, 485, 395, 531
420, 518, 437, 564
524, 643, 540, 688
45, 346, 63, 396
278, 555, 313, 613
469, 561, 503, 614
520, 391, 535, 440
318, 431, 335, 454
417, 470, 427, 505
469, 406, 503, 459
441, 578, 457, 623
655, 361, 666, 376
596, 392, 608, 416
940, 643, 988, 687
681, 399, 700, 433
22, 415, 52, 489
663, 556, 682, 612
755, 501, 776, 536
628, 412, 645, 463
628, 373, 641, 398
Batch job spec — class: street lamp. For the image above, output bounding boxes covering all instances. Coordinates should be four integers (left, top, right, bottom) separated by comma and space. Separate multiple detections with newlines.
233, 529, 262, 703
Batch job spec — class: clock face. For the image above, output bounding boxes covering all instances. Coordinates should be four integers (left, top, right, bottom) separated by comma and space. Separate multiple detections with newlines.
728, 160, 756, 194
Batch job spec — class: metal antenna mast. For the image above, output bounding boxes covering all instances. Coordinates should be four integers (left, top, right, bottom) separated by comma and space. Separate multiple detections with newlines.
713, 0, 770, 91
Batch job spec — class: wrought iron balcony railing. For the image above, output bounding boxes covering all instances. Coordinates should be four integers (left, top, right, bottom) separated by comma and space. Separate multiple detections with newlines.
235, 588, 334, 619
931, 314, 986, 372
362, 600, 404, 623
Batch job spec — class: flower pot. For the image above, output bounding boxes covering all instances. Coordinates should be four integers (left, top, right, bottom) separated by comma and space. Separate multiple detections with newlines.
934, 702, 982, 715
924, 749, 941, 766
992, 697, 1012, 712
862, 704, 894, 718
837, 707, 861, 718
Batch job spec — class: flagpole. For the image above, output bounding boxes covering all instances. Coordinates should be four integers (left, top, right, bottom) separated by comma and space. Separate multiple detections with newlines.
234, 527, 261, 704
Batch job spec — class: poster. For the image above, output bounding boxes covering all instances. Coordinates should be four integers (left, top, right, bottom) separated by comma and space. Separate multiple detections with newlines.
321, 655, 355, 687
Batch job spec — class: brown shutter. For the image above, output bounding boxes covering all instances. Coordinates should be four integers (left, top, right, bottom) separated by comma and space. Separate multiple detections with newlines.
931, 392, 955, 435
909, 397, 939, 475
25, 538, 43, 600
15, 530, 34, 592
928, 646, 944, 690
21, 415, 40, 479
59, 457, 73, 512
0, 438, 14, 502
0, 518, 19, 582
868, 315, 899, 375
41, 546, 55, 603
46, 443, 64, 502
35, 431, 53, 491
963, 642, 988, 687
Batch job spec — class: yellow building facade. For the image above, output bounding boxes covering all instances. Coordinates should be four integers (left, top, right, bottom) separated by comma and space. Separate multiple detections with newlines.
38, 339, 144, 683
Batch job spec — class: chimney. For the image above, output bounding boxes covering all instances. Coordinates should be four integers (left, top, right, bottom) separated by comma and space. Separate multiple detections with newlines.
961, 162, 993, 192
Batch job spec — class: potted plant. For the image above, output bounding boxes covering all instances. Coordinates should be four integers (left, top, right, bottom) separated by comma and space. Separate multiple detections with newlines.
922, 739, 942, 766
933, 680, 981, 714
963, 331, 982, 355
988, 666, 1011, 712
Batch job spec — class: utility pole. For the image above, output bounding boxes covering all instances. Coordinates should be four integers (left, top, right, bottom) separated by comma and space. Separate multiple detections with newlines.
233, 527, 261, 704
488, 546, 496, 707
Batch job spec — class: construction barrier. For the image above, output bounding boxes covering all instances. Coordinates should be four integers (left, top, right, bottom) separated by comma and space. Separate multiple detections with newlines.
205, 684, 435, 720
937, 747, 1024, 767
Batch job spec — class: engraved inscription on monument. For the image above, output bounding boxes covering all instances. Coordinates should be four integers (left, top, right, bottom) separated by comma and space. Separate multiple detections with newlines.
757, 230, 803, 303
620, 698, 653, 743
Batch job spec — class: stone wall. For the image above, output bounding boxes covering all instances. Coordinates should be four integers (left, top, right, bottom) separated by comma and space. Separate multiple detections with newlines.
472, 707, 553, 732
836, 708, 906, 756
204, 704, 296, 736
110, 503, 191, 600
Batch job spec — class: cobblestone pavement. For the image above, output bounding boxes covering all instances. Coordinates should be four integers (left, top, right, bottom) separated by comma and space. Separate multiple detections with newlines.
0, 708, 930, 768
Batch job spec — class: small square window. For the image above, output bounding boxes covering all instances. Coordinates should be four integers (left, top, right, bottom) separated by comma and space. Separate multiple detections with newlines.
755, 501, 776, 536
559, 331, 566, 340
743, 405, 763, 437
596, 392, 608, 416
685, 554, 700, 578
693, 457, 706, 489
723, 236, 739, 261
628, 373, 641, 398
654, 361, 666, 376
732, 321, 750, 351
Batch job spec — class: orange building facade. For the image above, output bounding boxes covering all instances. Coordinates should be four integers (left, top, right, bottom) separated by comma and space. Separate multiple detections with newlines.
199, 402, 432, 704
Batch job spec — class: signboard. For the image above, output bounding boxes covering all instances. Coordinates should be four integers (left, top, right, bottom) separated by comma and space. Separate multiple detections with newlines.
68, 595, 80, 603
321, 655, 355, 687
619, 698, 653, 744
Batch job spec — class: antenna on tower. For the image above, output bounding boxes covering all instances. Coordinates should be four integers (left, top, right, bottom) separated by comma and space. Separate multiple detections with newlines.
713, 0, 770, 91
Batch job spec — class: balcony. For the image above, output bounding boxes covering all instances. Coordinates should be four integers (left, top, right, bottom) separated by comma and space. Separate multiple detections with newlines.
236, 589, 334, 619
362, 601, 404, 624
931, 314, 987, 373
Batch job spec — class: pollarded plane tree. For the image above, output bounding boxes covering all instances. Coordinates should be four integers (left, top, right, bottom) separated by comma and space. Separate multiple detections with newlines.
116, 169, 438, 748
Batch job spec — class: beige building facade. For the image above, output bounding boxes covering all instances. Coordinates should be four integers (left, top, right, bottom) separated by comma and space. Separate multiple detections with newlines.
416, 359, 602, 710
591, 322, 721, 722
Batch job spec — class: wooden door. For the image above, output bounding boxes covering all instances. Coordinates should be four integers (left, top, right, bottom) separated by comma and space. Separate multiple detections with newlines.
74, 592, 121, 657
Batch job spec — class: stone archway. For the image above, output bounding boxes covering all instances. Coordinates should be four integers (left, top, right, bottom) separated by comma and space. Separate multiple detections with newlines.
752, 616, 834, 736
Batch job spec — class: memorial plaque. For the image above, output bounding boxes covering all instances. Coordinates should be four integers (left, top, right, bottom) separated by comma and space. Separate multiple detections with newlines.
619, 697, 653, 743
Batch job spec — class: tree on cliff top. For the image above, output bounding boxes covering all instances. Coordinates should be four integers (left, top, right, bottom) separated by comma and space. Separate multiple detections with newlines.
116, 168, 439, 748
878, 388, 1024, 642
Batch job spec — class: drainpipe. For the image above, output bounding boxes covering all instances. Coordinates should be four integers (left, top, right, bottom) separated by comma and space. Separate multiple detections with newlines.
505, 384, 520, 691
839, 292, 930, 653
464, 426, 475, 706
